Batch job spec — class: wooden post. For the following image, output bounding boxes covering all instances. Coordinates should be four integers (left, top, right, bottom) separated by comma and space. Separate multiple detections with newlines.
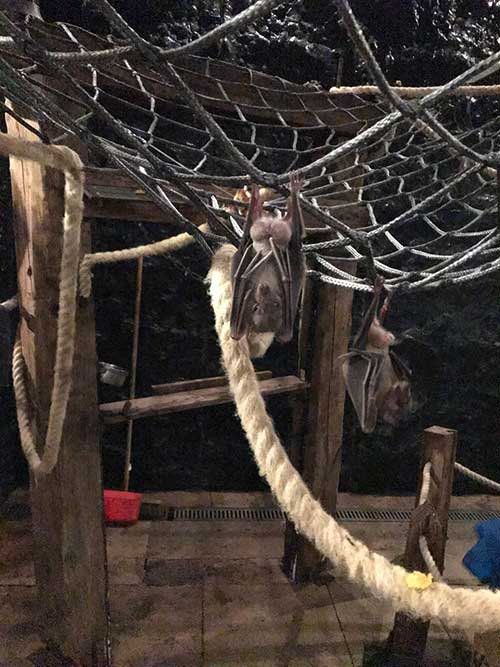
282, 260, 356, 582
123, 256, 143, 491
471, 633, 500, 666
6, 114, 110, 665
386, 426, 457, 667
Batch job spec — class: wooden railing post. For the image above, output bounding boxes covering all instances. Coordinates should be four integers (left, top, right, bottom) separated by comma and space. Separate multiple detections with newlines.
6, 114, 110, 665
471, 632, 500, 666
282, 260, 356, 582
386, 426, 457, 666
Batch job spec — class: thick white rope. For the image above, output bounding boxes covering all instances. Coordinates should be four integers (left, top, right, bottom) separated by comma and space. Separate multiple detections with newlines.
0, 133, 84, 476
208, 244, 500, 634
329, 85, 500, 98
419, 462, 432, 507
418, 462, 443, 582
419, 537, 443, 582
455, 462, 500, 494
79, 223, 208, 298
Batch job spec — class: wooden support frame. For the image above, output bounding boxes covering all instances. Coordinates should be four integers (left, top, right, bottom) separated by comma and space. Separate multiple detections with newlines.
151, 370, 273, 395
6, 114, 110, 665
282, 260, 357, 582
471, 632, 500, 666
386, 426, 457, 667
100, 375, 307, 424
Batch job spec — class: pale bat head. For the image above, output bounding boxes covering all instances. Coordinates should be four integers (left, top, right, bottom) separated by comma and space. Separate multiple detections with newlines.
251, 281, 284, 333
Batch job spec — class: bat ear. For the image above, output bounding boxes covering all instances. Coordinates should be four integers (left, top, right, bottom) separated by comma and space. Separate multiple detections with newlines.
248, 184, 264, 222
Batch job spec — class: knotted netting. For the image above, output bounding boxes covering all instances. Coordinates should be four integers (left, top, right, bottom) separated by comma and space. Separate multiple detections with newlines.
0, 0, 499, 293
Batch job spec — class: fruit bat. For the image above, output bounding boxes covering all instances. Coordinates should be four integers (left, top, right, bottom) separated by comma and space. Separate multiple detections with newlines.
340, 278, 411, 433
230, 174, 305, 343
0, 0, 42, 19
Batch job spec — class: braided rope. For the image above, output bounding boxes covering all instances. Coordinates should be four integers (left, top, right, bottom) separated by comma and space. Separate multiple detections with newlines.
79, 224, 208, 298
332, 0, 500, 169
455, 462, 500, 494
0, 133, 84, 476
419, 536, 443, 582
418, 462, 444, 582
329, 85, 500, 98
208, 244, 500, 634
419, 462, 432, 507
47, 0, 288, 64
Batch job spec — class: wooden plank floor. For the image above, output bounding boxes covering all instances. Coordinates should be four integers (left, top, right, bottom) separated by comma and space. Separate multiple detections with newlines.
1, 490, 494, 666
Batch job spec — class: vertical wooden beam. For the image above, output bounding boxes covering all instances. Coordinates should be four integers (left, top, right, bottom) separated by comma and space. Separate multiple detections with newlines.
471, 632, 500, 666
282, 260, 356, 582
123, 256, 143, 491
6, 114, 110, 665
386, 426, 457, 667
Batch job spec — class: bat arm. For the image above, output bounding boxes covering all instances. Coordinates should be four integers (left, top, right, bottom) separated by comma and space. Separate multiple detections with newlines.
378, 294, 392, 324
232, 289, 254, 340
242, 249, 273, 280
269, 238, 294, 342
352, 289, 381, 349
284, 174, 306, 244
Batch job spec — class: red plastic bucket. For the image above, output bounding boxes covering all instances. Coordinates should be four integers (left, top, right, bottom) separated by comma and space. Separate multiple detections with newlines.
104, 489, 142, 525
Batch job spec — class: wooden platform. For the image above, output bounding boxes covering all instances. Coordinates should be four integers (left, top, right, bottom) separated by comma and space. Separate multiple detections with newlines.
0, 490, 491, 666
100, 375, 307, 423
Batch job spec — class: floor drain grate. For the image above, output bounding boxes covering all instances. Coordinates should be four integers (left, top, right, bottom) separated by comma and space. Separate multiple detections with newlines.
169, 506, 500, 522
172, 507, 284, 521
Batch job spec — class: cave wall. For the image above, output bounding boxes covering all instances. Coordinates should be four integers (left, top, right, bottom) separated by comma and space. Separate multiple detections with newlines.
1, 0, 499, 497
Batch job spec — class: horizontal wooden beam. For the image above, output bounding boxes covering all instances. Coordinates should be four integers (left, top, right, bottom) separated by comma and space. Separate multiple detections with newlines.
100, 375, 308, 424
151, 370, 272, 395
82, 168, 366, 237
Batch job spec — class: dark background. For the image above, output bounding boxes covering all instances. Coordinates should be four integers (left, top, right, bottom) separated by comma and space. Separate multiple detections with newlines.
1, 0, 500, 501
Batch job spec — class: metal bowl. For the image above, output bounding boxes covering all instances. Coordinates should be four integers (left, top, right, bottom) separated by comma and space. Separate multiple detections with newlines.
98, 362, 128, 387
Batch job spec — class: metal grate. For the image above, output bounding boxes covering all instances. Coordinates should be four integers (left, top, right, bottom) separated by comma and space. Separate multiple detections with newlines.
172, 507, 285, 521
169, 506, 500, 522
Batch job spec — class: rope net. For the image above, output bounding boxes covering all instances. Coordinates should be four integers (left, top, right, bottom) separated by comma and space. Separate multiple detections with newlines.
0, 3, 499, 292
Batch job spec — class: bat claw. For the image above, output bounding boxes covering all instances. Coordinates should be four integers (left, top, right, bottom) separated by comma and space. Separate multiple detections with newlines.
373, 275, 385, 294
289, 173, 304, 193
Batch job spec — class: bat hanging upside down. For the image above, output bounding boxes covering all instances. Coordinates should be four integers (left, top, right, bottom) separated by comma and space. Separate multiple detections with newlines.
230, 175, 305, 343
340, 277, 412, 433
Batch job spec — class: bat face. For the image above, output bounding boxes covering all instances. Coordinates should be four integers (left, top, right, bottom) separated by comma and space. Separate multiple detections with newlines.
229, 175, 305, 345
340, 279, 413, 433
252, 280, 283, 333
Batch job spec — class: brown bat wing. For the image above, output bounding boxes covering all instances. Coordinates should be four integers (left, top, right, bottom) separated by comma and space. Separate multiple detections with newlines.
340, 350, 387, 434
230, 242, 256, 340
230, 185, 263, 340
274, 183, 306, 343
230, 179, 305, 343
389, 349, 412, 381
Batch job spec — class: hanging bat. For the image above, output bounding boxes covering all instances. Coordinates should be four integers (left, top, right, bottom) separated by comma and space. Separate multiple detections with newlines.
340, 278, 412, 433
0, 0, 42, 18
230, 174, 305, 344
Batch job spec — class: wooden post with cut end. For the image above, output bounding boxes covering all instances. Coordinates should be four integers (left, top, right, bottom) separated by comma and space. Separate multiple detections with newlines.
6, 113, 110, 665
386, 426, 457, 667
471, 632, 500, 666
282, 260, 357, 582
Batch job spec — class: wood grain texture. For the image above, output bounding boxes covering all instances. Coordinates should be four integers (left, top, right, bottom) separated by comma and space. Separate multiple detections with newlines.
101, 375, 307, 423
283, 260, 357, 582
151, 370, 272, 395
387, 426, 457, 667
6, 112, 110, 666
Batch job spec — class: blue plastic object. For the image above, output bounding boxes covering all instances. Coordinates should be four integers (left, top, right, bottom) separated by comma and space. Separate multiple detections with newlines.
463, 519, 500, 589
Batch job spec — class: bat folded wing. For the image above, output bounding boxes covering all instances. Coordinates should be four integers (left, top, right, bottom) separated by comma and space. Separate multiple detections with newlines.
340, 350, 387, 434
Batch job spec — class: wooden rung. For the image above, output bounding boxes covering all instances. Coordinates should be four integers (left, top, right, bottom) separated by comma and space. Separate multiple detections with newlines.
100, 375, 308, 424
151, 370, 273, 395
